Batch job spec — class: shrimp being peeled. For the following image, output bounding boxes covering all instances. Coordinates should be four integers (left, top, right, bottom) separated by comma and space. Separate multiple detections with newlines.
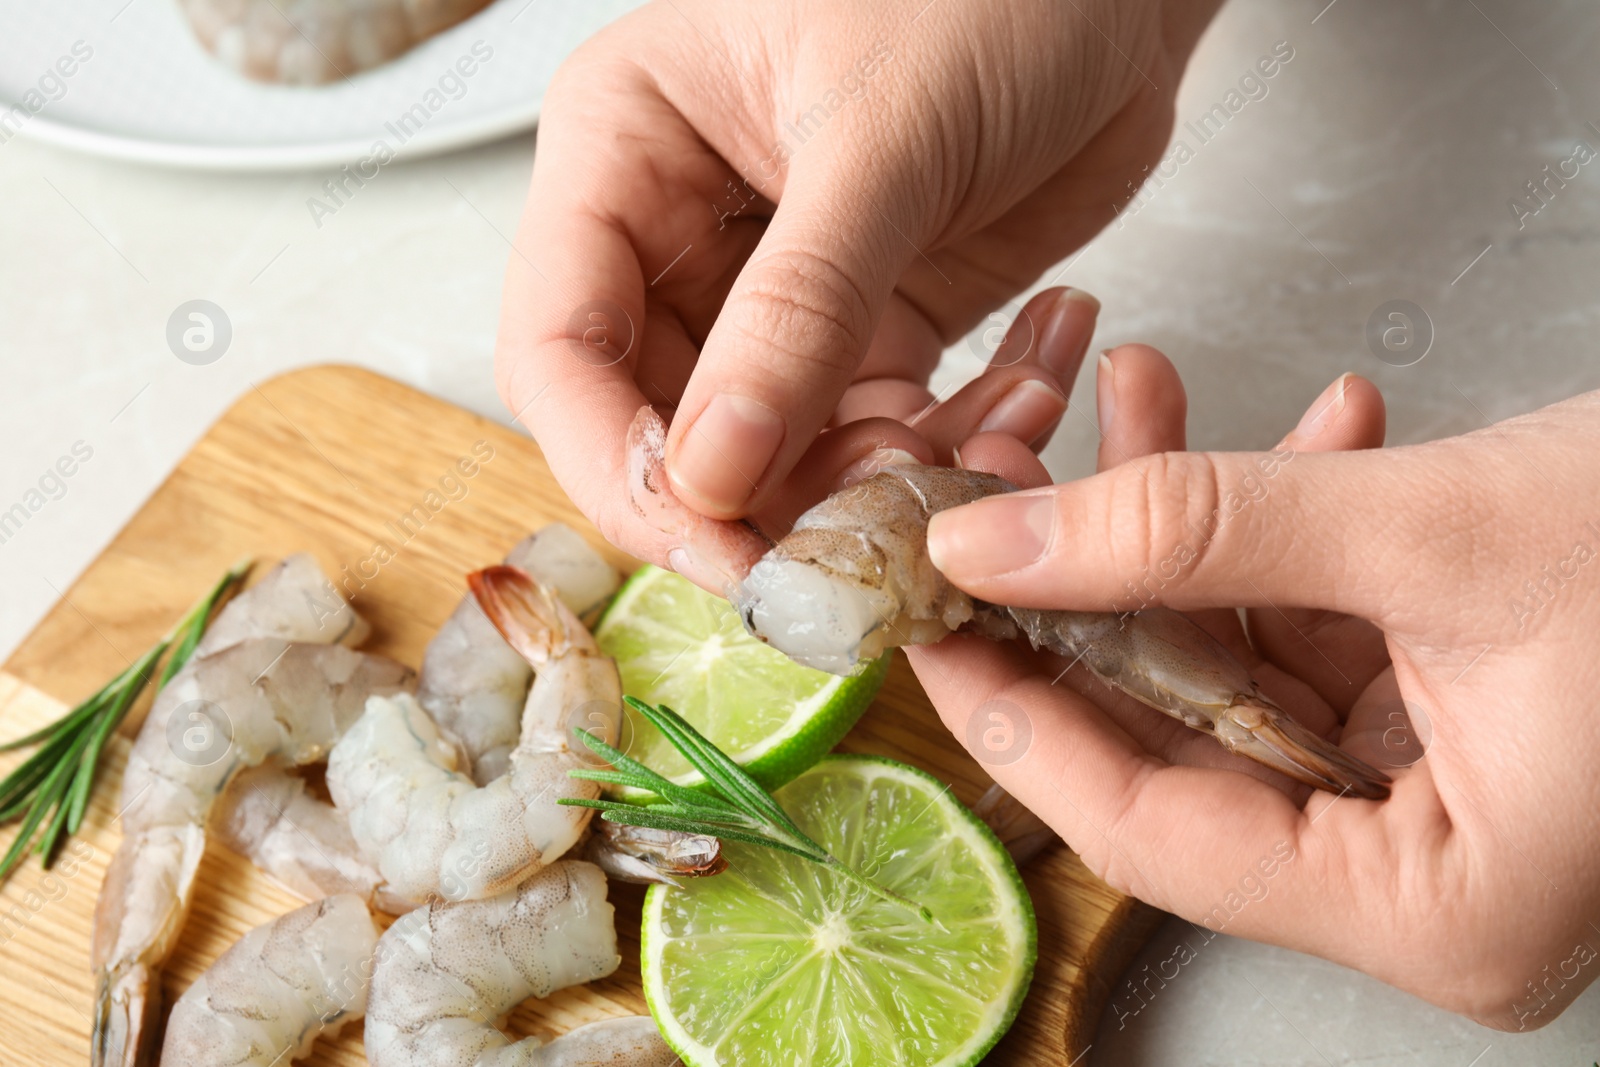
364, 859, 676, 1067
328, 566, 623, 902
93, 556, 415, 1067
158, 894, 378, 1067
624, 406, 1390, 800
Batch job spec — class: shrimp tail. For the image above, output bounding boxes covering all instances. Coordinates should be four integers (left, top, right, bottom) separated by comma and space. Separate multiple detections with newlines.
1215, 696, 1392, 800
468, 565, 576, 664
91, 964, 158, 1067
91, 824, 206, 1067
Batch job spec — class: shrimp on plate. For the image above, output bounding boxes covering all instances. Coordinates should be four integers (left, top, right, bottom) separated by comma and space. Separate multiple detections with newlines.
624, 406, 1391, 801
92, 555, 415, 1067
176, 0, 495, 85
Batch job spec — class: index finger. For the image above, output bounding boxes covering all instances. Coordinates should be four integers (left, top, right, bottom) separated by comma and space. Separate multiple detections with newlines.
494, 52, 716, 568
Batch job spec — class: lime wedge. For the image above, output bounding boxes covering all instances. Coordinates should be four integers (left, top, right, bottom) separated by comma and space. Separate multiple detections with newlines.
595, 565, 886, 792
642, 755, 1036, 1067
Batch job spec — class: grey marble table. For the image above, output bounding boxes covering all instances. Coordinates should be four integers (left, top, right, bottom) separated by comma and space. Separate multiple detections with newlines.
0, 0, 1596, 1062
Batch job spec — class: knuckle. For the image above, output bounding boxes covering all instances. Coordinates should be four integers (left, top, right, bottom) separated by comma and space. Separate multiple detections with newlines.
1099, 452, 1223, 593
723, 248, 874, 378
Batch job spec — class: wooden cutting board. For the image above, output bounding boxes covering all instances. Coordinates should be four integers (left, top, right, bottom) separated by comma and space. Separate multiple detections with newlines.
0, 365, 1157, 1066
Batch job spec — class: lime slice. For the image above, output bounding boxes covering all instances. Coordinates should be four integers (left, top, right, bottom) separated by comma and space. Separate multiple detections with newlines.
642, 755, 1036, 1067
595, 565, 886, 792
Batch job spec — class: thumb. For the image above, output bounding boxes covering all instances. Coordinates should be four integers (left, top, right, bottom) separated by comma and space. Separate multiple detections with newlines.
664, 160, 920, 518
926, 440, 1433, 622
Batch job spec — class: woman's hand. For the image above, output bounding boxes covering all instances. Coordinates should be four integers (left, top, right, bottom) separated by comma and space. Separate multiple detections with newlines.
496, 0, 1222, 576
917, 349, 1600, 1030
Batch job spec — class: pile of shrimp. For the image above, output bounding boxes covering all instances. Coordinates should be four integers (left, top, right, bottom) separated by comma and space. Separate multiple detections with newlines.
92, 529, 680, 1067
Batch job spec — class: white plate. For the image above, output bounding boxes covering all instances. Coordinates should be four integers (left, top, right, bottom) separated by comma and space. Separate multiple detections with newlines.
0, 0, 643, 171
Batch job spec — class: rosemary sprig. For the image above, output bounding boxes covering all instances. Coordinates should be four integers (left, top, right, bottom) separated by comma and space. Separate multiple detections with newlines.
560, 697, 932, 922
0, 558, 252, 882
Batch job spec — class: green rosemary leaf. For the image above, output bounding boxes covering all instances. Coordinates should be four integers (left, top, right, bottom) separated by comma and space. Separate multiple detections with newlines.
0, 727, 86, 880
555, 797, 616, 811
568, 758, 741, 815
0, 686, 111, 753
628, 699, 814, 844
571, 727, 742, 814
159, 558, 252, 687
567, 697, 928, 919
0, 560, 249, 883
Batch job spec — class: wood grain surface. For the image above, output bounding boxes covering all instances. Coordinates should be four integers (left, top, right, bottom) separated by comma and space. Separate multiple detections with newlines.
0, 365, 1157, 1065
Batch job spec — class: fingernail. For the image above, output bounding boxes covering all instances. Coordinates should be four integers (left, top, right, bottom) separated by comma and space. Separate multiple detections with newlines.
835, 448, 920, 491
1295, 373, 1351, 441
667, 546, 733, 596
1096, 351, 1117, 439
1040, 288, 1100, 377
669, 393, 785, 515
928, 493, 1055, 578
977, 380, 1067, 445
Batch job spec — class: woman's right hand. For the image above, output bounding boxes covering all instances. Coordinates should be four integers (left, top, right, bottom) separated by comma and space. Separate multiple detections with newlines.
921, 355, 1600, 1030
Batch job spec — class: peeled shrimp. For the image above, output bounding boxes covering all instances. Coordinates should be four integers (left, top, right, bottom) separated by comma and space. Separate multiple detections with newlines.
93, 556, 414, 1067
328, 566, 620, 902
624, 406, 1390, 800
178, 0, 494, 85
419, 525, 619, 785
363, 859, 672, 1067
213, 763, 400, 911
158, 894, 378, 1067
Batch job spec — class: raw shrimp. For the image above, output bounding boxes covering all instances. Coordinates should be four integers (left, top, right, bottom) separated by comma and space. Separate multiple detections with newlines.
213, 763, 401, 911
583, 819, 727, 885
158, 894, 378, 1067
734, 463, 1392, 800
419, 525, 619, 785
364, 859, 676, 1067
93, 556, 414, 1067
623, 406, 1390, 800
177, 0, 494, 85
327, 566, 620, 903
